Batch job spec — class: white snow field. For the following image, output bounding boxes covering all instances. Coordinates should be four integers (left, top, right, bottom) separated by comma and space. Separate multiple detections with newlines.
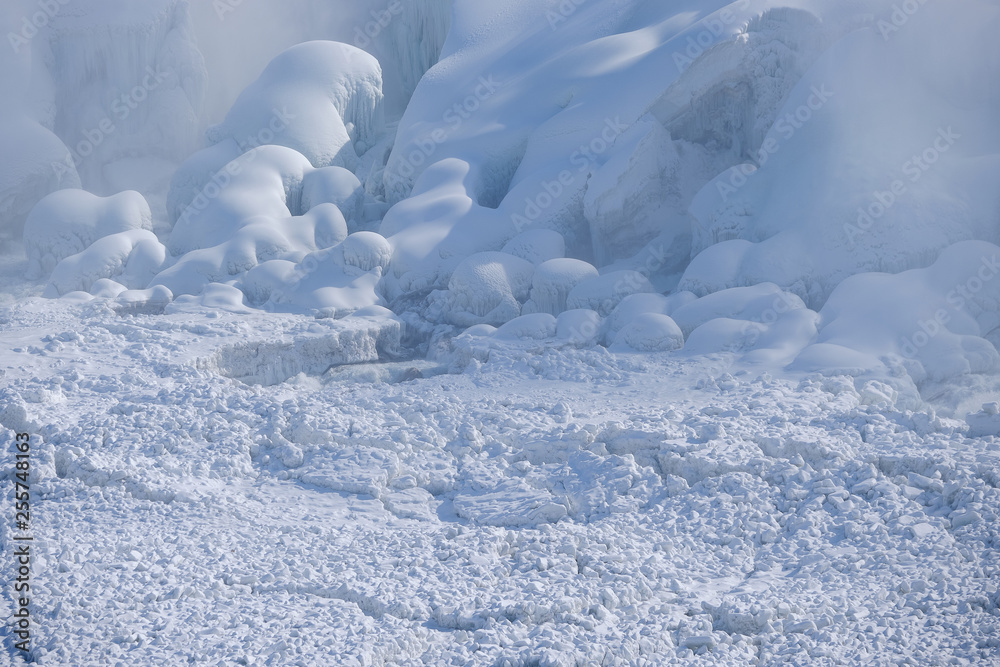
1, 0, 999, 664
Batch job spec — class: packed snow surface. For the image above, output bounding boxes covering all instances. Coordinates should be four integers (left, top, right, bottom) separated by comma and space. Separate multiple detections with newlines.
1, 298, 999, 665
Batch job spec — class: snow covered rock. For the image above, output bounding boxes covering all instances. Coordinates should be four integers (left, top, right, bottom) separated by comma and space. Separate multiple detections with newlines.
205, 41, 384, 171
167, 41, 382, 225
432, 251, 535, 327
24, 189, 153, 278
239, 232, 390, 316
522, 258, 600, 316
158, 144, 390, 314
168, 146, 314, 257
46, 229, 167, 297
611, 313, 684, 353
602, 292, 694, 346
794, 241, 1000, 384
335, 232, 392, 275
556, 309, 603, 347
669, 283, 807, 337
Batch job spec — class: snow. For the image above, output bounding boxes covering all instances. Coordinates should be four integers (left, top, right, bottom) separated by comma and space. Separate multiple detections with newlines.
301, 166, 365, 230
0, 114, 81, 240
429, 251, 535, 327
3, 0, 1000, 663
45, 229, 166, 297
793, 241, 1000, 385
492, 312, 558, 341
45, 0, 207, 195
522, 258, 599, 317
205, 41, 384, 171
603, 292, 694, 346
566, 270, 657, 317
611, 312, 686, 353
23, 189, 153, 279
501, 229, 566, 266
2, 297, 999, 664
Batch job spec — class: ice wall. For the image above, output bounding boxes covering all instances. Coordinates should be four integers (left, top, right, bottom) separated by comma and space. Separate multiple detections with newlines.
44, 0, 206, 196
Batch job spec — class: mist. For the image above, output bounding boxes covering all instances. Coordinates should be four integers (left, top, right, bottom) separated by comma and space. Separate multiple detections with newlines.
188, 0, 448, 128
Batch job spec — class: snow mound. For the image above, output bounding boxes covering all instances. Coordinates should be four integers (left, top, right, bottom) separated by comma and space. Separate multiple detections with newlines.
144, 144, 391, 315
24, 189, 152, 278
522, 258, 599, 317
165, 140, 243, 225
167, 41, 382, 225
670, 283, 807, 337
493, 313, 558, 341
46, 229, 167, 297
677, 3, 1000, 307
302, 167, 366, 229
684, 308, 820, 365
337, 232, 392, 274
793, 241, 1000, 384
168, 146, 314, 257
0, 114, 81, 239
430, 251, 535, 327
603, 292, 695, 346
566, 270, 656, 317
205, 41, 384, 172
611, 313, 684, 353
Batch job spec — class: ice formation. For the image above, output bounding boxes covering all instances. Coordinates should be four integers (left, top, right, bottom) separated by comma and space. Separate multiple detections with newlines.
11, 0, 1000, 393
5, 2, 1000, 664
521, 258, 600, 317
205, 41, 384, 170
166, 40, 384, 227
23, 189, 152, 278
610, 312, 685, 353
429, 251, 535, 327
45, 0, 207, 194
46, 229, 166, 297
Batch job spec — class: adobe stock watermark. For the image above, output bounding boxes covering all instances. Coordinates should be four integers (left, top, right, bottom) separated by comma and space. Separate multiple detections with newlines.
383, 75, 502, 192
353, 0, 404, 48
8, 0, 71, 53
877, 0, 930, 41
844, 126, 960, 245
546, 0, 590, 30
213, 0, 247, 21
716, 84, 835, 201
178, 107, 296, 222
510, 116, 628, 232
672, 0, 752, 73
900, 253, 1000, 358
51, 66, 169, 180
